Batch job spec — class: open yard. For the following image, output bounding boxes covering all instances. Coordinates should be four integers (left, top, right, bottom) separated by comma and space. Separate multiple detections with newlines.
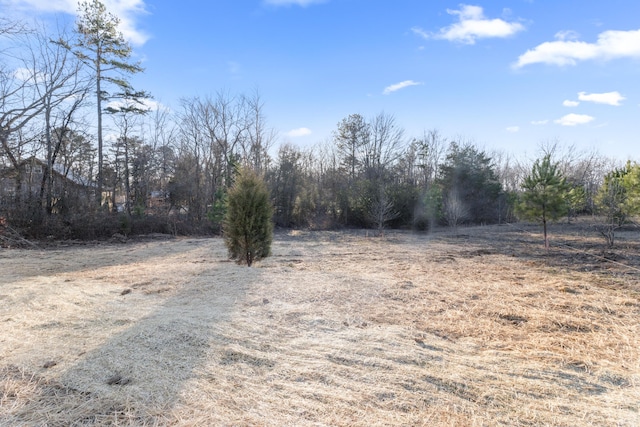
1, 224, 639, 426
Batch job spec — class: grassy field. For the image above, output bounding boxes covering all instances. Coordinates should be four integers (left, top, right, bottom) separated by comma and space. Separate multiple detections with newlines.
1, 223, 639, 426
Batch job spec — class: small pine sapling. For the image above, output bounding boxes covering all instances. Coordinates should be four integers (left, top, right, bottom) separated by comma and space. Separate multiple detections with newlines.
517, 155, 569, 249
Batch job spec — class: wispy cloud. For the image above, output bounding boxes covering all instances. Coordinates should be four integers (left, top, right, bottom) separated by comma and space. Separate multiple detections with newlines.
554, 30, 581, 41
411, 27, 430, 39
514, 28, 640, 68
578, 91, 625, 106
1, 0, 150, 45
228, 61, 242, 79
264, 0, 327, 6
531, 120, 549, 125
140, 98, 168, 112
563, 100, 580, 107
555, 113, 594, 126
0, 0, 74, 13
286, 127, 312, 137
506, 126, 520, 133
383, 80, 423, 95
413, 4, 524, 45
13, 67, 35, 82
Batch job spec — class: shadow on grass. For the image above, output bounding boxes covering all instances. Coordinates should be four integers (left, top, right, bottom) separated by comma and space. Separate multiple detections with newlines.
2, 245, 264, 425
0, 237, 212, 283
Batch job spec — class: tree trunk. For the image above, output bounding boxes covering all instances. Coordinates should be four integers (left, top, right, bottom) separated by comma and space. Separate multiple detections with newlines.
43, 101, 54, 215
123, 137, 131, 216
96, 55, 103, 207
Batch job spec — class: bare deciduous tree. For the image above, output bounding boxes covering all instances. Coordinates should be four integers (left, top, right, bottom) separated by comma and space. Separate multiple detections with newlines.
367, 186, 400, 236
1, 24, 86, 203
174, 92, 273, 225
243, 90, 275, 174
363, 112, 405, 180
443, 189, 470, 230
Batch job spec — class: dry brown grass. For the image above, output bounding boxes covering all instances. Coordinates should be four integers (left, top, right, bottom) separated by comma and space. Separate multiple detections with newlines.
1, 224, 639, 426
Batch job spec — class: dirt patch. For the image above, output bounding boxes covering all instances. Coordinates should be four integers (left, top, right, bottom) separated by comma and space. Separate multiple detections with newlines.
1, 227, 639, 426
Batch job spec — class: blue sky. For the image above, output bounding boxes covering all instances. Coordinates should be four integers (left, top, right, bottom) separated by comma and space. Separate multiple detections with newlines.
3, 0, 640, 160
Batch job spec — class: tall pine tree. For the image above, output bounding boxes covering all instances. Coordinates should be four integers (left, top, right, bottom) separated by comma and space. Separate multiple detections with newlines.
62, 0, 146, 206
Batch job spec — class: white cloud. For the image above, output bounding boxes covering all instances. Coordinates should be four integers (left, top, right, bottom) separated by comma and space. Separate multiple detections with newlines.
105, 132, 119, 143
563, 100, 580, 107
414, 4, 524, 45
13, 67, 34, 81
554, 30, 580, 41
140, 98, 168, 112
383, 80, 423, 95
13, 67, 54, 84
1, 0, 150, 45
264, 0, 326, 6
554, 113, 595, 126
515, 28, 640, 68
578, 91, 625, 106
506, 126, 520, 133
531, 120, 549, 125
286, 127, 312, 137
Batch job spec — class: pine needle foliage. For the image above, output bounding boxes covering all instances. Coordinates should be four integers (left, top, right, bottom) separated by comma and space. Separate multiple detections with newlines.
223, 167, 273, 267
517, 155, 569, 248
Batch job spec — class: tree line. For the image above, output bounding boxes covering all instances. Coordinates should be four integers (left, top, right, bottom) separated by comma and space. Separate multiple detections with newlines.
1, 2, 638, 247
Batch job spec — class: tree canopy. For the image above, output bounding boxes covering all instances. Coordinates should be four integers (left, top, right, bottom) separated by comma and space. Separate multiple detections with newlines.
0, 12, 636, 243
437, 142, 503, 225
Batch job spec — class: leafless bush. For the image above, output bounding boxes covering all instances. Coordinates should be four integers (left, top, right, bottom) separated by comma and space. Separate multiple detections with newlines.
443, 189, 470, 229
367, 188, 400, 236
